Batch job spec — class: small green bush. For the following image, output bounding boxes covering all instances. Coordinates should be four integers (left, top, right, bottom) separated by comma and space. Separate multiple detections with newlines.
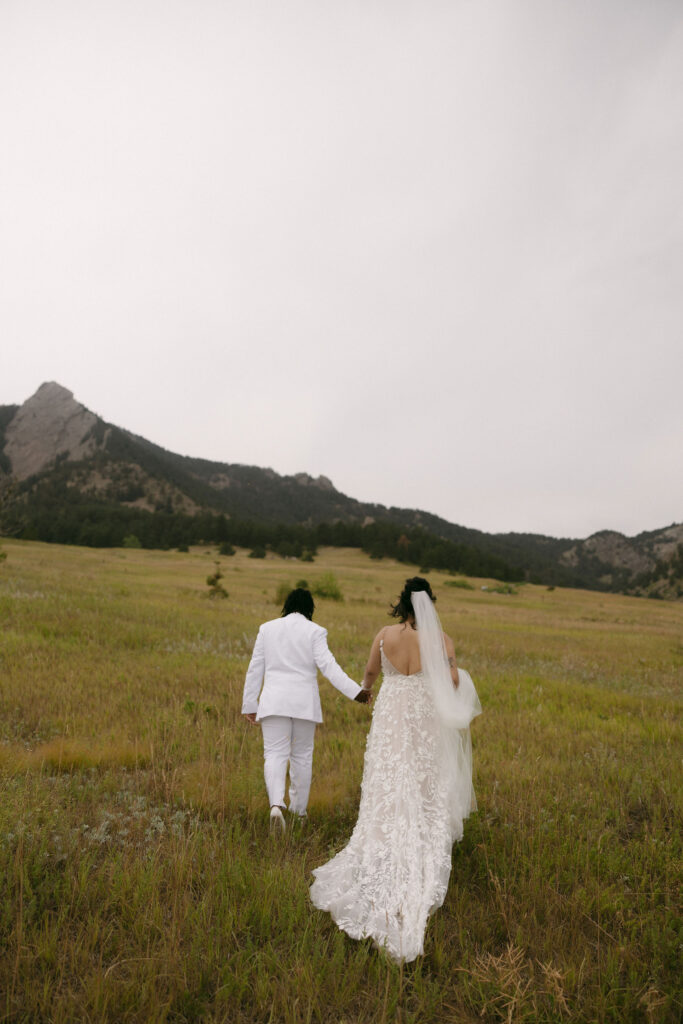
122, 534, 142, 549
312, 572, 344, 602
219, 542, 235, 556
444, 578, 475, 591
248, 546, 266, 559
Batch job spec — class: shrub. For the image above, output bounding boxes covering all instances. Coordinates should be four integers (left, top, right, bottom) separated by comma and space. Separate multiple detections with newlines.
275, 540, 300, 558
312, 572, 344, 602
300, 549, 315, 562
444, 578, 475, 591
219, 542, 236, 556
122, 534, 142, 549
249, 546, 266, 559
295, 579, 309, 589
206, 562, 228, 599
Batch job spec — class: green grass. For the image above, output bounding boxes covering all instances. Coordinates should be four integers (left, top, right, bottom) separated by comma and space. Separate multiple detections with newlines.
0, 539, 681, 1023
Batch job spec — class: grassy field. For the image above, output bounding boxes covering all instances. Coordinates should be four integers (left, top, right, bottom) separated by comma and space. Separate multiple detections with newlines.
0, 539, 681, 1023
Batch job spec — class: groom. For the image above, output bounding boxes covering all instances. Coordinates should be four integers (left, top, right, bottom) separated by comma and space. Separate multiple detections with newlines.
242, 587, 371, 832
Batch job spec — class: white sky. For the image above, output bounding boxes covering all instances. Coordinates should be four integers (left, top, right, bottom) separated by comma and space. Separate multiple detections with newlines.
1, 0, 682, 539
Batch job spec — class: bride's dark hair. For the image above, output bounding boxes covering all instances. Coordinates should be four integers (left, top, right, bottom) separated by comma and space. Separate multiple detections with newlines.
390, 576, 436, 624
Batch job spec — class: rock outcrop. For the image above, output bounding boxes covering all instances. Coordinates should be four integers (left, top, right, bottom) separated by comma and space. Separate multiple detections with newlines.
582, 530, 652, 574
3, 382, 99, 480
651, 523, 683, 561
291, 473, 336, 491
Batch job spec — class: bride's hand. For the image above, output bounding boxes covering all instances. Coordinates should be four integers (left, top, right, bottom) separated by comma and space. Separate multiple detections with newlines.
355, 689, 373, 704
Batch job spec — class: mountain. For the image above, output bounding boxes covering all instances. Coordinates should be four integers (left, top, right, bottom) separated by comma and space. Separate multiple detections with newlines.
0, 383, 681, 598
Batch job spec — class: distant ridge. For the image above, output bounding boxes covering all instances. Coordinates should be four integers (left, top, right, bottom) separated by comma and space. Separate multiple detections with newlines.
0, 383, 681, 598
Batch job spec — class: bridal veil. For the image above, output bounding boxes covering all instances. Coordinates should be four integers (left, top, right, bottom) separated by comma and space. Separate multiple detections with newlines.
412, 590, 482, 833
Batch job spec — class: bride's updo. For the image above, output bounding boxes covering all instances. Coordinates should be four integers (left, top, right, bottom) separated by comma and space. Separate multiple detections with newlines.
390, 576, 436, 623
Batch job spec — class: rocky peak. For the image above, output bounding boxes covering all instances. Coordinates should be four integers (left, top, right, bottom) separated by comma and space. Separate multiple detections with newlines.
291, 472, 336, 492
561, 529, 653, 576
3, 382, 99, 480
651, 523, 683, 560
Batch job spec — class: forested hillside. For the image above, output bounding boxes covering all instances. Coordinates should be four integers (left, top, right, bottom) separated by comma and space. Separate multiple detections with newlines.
1, 384, 681, 597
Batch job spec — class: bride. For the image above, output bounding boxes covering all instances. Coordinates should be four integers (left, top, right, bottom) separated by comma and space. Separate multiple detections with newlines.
309, 577, 482, 962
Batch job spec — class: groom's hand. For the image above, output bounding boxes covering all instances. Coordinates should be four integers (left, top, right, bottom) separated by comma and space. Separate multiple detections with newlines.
354, 690, 373, 704
243, 712, 258, 725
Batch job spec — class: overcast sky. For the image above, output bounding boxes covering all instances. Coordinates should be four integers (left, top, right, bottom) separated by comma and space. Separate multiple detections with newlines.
2, 0, 682, 539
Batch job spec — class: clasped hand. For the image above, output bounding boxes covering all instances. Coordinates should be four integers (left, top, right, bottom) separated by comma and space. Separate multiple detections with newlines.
243, 689, 371, 724
355, 689, 373, 704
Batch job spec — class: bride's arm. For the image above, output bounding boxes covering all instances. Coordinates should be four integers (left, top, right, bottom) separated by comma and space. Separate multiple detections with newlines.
444, 633, 460, 688
361, 629, 384, 691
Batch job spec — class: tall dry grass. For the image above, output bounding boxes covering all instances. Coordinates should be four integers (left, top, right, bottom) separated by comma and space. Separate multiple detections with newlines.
0, 539, 681, 1022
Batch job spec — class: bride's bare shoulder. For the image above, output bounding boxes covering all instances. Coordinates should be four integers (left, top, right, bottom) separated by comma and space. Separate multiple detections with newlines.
369, 625, 388, 646
382, 623, 407, 637
372, 623, 404, 645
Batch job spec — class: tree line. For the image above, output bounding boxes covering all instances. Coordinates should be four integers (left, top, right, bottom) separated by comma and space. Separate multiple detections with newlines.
3, 487, 524, 581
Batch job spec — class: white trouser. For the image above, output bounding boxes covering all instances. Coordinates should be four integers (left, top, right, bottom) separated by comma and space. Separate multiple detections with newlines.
260, 715, 316, 815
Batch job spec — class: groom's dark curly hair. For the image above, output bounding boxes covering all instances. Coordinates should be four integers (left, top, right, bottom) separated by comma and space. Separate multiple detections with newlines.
281, 587, 315, 620
390, 576, 435, 624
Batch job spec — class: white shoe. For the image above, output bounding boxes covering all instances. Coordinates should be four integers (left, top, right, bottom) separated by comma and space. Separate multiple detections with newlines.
269, 806, 286, 835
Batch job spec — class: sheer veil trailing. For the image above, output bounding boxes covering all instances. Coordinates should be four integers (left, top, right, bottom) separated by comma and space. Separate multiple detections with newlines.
412, 590, 482, 834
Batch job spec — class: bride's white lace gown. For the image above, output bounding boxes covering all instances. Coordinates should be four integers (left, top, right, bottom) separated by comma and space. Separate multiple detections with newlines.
310, 640, 478, 962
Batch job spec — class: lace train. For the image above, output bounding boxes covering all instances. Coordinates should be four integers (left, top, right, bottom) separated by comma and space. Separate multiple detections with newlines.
310, 648, 477, 962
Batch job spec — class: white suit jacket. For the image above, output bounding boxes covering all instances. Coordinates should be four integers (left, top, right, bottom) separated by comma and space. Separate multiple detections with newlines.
241, 612, 361, 723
